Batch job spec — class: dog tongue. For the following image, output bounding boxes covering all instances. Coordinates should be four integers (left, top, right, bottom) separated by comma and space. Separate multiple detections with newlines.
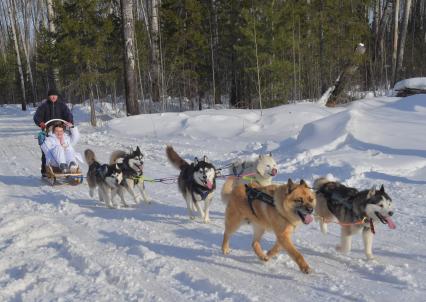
386, 217, 396, 229
304, 214, 314, 224
206, 180, 213, 189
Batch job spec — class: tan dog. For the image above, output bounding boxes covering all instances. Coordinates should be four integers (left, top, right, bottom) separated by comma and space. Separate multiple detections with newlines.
221, 177, 316, 274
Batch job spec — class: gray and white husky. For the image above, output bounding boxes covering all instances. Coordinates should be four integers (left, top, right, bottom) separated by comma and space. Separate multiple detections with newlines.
109, 146, 150, 204
314, 177, 396, 260
84, 149, 126, 208
166, 146, 216, 223
231, 153, 278, 186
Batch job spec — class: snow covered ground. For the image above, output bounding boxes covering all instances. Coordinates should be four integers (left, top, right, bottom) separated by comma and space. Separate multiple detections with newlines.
0, 95, 425, 301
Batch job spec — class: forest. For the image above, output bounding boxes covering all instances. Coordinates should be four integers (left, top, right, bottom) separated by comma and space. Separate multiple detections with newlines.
0, 0, 424, 115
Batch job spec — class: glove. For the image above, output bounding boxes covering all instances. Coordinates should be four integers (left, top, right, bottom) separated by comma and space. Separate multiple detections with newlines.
37, 131, 46, 145
39, 122, 46, 129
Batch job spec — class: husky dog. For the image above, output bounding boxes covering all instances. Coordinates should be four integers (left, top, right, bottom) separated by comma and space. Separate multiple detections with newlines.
110, 146, 150, 204
314, 177, 396, 260
221, 177, 316, 274
166, 146, 216, 223
84, 149, 126, 208
231, 153, 278, 186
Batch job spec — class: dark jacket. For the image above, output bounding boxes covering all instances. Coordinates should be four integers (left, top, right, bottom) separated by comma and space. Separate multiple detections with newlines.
33, 99, 73, 126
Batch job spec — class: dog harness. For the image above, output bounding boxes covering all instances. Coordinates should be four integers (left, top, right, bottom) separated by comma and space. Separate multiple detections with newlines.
245, 185, 274, 216
191, 184, 212, 201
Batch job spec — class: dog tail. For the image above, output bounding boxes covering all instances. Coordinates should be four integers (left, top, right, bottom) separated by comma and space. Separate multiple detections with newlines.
313, 177, 331, 191
166, 145, 188, 170
110, 150, 127, 165
84, 149, 97, 166
221, 177, 237, 204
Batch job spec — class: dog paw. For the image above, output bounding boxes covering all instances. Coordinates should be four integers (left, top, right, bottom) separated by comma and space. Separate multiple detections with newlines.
300, 265, 312, 274
203, 218, 210, 224
366, 254, 375, 261
190, 216, 196, 220
259, 255, 269, 262
222, 248, 231, 255
335, 245, 349, 253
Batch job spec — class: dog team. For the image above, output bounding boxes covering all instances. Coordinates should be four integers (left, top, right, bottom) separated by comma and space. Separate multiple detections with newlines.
84, 145, 396, 274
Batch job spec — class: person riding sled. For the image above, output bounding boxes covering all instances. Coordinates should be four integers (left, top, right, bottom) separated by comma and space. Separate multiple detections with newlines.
40, 121, 81, 173
33, 89, 73, 176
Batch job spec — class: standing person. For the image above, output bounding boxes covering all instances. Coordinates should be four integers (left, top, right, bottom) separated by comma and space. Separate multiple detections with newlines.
34, 89, 74, 176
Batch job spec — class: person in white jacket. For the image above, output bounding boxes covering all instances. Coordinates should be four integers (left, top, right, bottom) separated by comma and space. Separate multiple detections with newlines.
40, 121, 80, 173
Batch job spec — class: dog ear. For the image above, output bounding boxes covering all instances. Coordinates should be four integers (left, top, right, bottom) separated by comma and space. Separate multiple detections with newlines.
380, 184, 385, 193
300, 179, 308, 187
203, 155, 209, 163
136, 146, 141, 154
367, 185, 376, 198
194, 157, 199, 165
115, 164, 120, 170
287, 179, 295, 194
269, 152, 272, 157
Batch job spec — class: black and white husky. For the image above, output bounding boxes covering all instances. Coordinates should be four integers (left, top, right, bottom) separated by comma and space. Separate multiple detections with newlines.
166, 146, 216, 223
109, 146, 150, 204
84, 149, 126, 208
314, 177, 396, 260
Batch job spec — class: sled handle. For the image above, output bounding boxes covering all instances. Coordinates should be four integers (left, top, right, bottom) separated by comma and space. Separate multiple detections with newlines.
45, 119, 69, 128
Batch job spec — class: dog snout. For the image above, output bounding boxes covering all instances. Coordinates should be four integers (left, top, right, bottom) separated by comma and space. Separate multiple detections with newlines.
271, 168, 277, 176
388, 211, 394, 216
306, 207, 313, 214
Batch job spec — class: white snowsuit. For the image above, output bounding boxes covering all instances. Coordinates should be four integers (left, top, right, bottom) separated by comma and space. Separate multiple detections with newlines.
41, 127, 81, 167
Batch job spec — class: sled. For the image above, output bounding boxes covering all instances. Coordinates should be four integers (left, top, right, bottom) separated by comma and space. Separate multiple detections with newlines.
38, 119, 83, 186
44, 164, 84, 186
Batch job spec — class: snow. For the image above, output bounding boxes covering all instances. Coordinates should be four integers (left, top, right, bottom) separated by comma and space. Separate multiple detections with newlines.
393, 77, 426, 92
1, 95, 426, 301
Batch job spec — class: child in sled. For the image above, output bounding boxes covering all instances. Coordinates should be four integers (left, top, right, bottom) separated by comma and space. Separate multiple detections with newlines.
40, 121, 81, 173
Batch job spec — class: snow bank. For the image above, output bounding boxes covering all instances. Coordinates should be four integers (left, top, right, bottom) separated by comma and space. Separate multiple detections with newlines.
394, 77, 426, 91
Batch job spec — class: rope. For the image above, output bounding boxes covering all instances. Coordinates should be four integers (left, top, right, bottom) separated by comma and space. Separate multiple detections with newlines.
132, 175, 178, 184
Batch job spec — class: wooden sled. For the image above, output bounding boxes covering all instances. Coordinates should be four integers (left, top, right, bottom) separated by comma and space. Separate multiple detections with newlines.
45, 164, 84, 186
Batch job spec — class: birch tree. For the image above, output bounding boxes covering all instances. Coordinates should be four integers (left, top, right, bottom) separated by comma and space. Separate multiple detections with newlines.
395, 0, 413, 83
7, 0, 27, 110
121, 0, 140, 115
151, 0, 161, 103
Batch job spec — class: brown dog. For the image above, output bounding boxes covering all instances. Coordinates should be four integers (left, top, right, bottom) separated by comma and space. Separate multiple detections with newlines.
221, 177, 316, 274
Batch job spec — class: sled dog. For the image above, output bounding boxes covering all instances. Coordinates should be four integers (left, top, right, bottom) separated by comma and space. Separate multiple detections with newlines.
221, 177, 316, 274
166, 145, 216, 223
110, 146, 150, 204
231, 153, 278, 186
314, 177, 396, 260
84, 149, 126, 208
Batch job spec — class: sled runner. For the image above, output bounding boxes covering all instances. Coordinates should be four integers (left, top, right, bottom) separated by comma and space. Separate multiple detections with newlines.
38, 119, 84, 186
44, 164, 84, 186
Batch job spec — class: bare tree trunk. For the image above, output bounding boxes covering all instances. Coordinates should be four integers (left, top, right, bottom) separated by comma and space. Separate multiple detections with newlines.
323, 43, 366, 107
391, 0, 400, 85
150, 0, 161, 102
319, 0, 326, 94
121, 0, 140, 115
251, 1, 262, 113
395, 0, 412, 84
46, 0, 59, 89
7, 0, 26, 110
89, 85, 97, 127
14, 0, 36, 106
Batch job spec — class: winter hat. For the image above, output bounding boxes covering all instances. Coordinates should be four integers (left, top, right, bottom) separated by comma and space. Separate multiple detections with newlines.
47, 88, 59, 97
